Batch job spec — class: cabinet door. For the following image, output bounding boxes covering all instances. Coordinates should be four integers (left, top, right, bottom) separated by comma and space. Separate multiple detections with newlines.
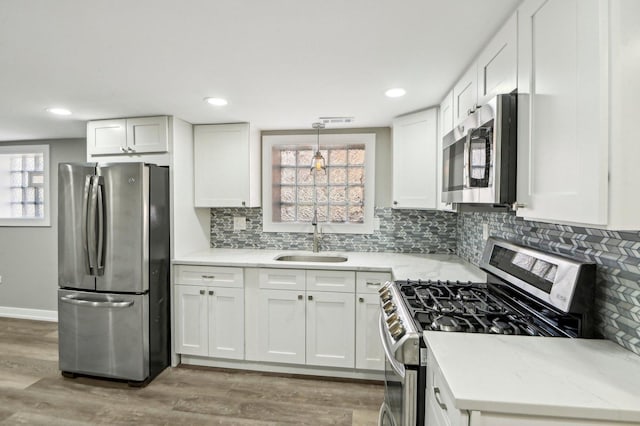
208, 287, 244, 359
194, 123, 250, 207
516, 0, 608, 225
392, 108, 438, 209
256, 289, 306, 364
126, 116, 169, 154
477, 12, 517, 105
87, 119, 126, 155
175, 285, 208, 356
355, 293, 384, 370
306, 291, 355, 368
452, 64, 478, 125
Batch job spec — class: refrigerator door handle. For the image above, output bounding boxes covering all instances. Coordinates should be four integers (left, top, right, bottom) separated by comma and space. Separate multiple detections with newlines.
83, 174, 97, 275
96, 177, 105, 275
60, 295, 134, 309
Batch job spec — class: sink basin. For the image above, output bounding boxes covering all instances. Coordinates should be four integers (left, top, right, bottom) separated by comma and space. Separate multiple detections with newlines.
275, 254, 348, 263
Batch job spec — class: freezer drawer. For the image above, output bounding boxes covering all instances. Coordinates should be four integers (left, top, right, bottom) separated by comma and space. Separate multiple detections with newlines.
58, 289, 149, 381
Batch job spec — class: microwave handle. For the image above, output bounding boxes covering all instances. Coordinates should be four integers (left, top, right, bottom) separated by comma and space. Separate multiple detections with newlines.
463, 130, 472, 188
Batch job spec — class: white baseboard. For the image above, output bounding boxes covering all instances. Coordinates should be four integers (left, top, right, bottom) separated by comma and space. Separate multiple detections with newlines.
0, 306, 58, 322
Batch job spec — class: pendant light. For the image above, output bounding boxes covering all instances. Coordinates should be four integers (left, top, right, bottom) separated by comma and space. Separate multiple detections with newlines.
310, 122, 326, 173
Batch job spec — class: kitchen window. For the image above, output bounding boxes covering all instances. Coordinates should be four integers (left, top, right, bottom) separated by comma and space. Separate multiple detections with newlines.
0, 145, 50, 227
262, 133, 375, 234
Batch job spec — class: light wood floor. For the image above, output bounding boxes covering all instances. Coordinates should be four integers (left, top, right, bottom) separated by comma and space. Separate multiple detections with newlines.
0, 317, 383, 425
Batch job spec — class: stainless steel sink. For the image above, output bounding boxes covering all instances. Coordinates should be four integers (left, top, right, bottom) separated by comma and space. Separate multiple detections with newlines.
274, 254, 348, 263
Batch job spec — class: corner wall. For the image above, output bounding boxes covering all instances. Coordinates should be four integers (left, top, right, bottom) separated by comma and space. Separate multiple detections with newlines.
0, 139, 85, 319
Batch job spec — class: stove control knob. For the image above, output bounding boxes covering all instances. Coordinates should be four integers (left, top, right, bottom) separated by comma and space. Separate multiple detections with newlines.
383, 301, 396, 315
386, 313, 399, 325
389, 321, 406, 340
380, 290, 392, 302
377, 283, 391, 294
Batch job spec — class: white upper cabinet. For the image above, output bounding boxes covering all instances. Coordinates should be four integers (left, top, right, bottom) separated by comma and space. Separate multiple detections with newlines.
451, 11, 517, 127
392, 108, 438, 209
452, 63, 478, 126
193, 123, 260, 208
476, 12, 517, 105
87, 116, 168, 156
516, 0, 609, 226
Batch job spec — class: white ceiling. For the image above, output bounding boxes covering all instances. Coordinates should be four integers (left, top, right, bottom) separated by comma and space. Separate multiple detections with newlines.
0, 0, 521, 142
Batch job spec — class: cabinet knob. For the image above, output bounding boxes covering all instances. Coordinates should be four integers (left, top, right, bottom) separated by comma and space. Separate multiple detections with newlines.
241, 201, 246, 207
208, 290, 214, 296
298, 294, 303, 300
120, 147, 127, 153
201, 275, 215, 280
359, 297, 364, 303
366, 281, 381, 287
511, 202, 526, 210
393, 201, 398, 205
308, 295, 313, 301
127, 147, 135, 153
199, 289, 205, 295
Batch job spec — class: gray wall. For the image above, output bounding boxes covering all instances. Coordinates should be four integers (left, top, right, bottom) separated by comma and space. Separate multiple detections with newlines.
0, 139, 85, 312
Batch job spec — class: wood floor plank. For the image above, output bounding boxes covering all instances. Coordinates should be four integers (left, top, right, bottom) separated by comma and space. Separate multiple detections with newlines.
0, 317, 384, 425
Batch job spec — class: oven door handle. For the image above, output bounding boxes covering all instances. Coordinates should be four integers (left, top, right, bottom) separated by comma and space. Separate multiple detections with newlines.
379, 313, 406, 379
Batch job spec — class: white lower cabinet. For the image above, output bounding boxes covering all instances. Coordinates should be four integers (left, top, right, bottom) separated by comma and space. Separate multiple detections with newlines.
255, 288, 306, 364
355, 293, 384, 370
355, 271, 389, 371
175, 285, 208, 356
306, 291, 355, 368
255, 268, 356, 368
179, 264, 387, 376
174, 265, 245, 360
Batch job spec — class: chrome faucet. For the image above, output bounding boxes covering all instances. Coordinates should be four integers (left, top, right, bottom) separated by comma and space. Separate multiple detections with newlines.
311, 210, 320, 253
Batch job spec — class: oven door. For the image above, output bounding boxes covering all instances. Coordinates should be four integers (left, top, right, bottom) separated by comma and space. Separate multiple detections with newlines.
378, 314, 418, 426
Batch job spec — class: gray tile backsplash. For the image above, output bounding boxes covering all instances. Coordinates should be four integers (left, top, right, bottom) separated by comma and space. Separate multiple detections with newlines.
210, 207, 457, 253
457, 211, 640, 356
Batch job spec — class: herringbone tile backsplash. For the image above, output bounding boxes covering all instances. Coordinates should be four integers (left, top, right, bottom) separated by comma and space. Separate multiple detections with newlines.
210, 207, 457, 253
457, 211, 640, 355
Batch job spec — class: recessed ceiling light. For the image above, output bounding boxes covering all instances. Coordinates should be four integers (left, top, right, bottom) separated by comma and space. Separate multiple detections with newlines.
204, 97, 228, 106
46, 107, 72, 115
385, 88, 406, 98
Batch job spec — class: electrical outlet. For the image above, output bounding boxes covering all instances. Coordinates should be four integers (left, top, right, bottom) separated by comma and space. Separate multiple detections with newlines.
482, 223, 489, 240
233, 216, 246, 231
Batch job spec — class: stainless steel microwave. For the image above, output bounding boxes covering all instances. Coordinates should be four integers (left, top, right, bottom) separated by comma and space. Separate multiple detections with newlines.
442, 93, 517, 205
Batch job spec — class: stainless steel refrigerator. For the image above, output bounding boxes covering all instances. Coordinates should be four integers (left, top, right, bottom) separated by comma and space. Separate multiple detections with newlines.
57, 162, 170, 385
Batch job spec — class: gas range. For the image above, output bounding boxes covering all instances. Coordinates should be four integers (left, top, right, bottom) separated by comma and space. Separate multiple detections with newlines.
378, 238, 596, 426
397, 279, 582, 337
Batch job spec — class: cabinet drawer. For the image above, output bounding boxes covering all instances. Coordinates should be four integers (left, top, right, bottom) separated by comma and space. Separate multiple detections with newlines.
175, 265, 243, 288
356, 271, 391, 294
307, 270, 355, 293
258, 268, 305, 290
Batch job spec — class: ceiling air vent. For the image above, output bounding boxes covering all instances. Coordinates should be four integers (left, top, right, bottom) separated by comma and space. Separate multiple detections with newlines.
319, 116, 355, 126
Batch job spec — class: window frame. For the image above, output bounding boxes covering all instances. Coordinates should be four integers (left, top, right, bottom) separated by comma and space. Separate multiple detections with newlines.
0, 144, 51, 227
262, 133, 376, 234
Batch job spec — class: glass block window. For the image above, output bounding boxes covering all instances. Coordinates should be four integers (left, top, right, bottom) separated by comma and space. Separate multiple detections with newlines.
275, 145, 365, 224
0, 145, 50, 226
262, 133, 375, 234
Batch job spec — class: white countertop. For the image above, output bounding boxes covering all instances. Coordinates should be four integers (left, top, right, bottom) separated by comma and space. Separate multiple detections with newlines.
424, 332, 640, 423
173, 248, 486, 282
